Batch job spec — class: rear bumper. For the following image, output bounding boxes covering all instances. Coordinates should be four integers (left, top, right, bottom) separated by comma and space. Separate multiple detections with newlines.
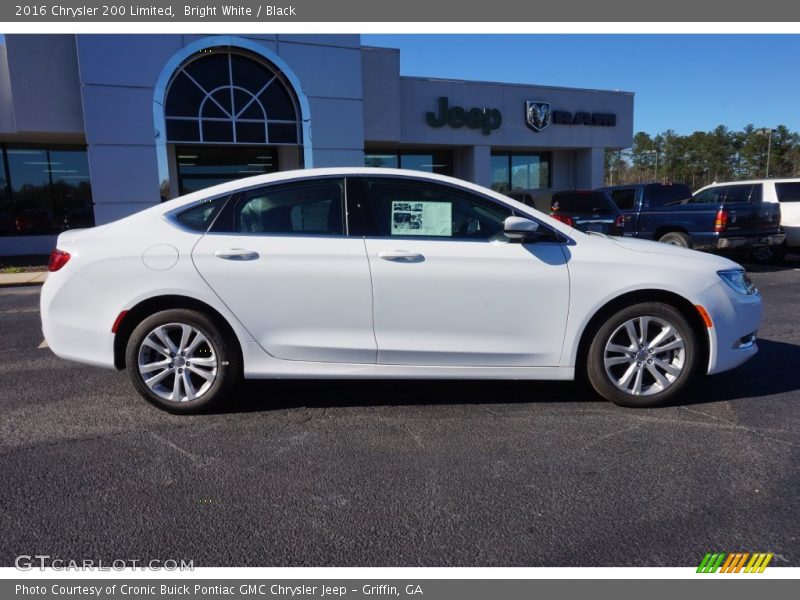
716, 233, 786, 250
40, 268, 120, 369
784, 225, 800, 248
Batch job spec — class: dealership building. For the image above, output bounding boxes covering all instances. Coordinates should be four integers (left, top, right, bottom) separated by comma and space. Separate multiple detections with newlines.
0, 34, 633, 255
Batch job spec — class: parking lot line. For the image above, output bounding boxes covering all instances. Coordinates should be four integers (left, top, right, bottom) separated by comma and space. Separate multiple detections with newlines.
37, 339, 48, 349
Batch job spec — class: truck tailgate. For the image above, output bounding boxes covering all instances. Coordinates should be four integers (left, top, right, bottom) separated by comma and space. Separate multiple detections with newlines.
725, 200, 781, 235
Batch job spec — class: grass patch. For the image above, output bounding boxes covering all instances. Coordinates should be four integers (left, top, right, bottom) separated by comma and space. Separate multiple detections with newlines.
0, 266, 24, 274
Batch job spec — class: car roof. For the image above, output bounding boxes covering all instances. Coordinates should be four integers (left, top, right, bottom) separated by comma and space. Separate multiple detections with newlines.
697, 177, 800, 189
600, 182, 689, 189
168, 167, 504, 205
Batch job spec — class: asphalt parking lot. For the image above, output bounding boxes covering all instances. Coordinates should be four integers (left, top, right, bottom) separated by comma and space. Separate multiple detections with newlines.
1, 258, 799, 567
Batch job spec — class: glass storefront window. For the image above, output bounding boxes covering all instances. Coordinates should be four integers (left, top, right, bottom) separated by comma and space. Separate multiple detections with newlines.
364, 153, 399, 169
165, 49, 301, 146
1, 145, 94, 236
491, 152, 551, 192
365, 150, 452, 175
176, 146, 278, 195
490, 154, 509, 193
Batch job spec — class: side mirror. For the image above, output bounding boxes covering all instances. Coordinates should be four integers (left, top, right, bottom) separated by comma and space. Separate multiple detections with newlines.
504, 216, 541, 242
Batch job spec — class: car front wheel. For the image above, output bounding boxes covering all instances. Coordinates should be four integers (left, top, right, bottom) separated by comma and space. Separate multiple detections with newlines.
125, 309, 240, 413
586, 302, 699, 408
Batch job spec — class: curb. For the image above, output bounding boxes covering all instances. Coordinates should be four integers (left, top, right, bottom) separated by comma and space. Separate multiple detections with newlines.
0, 272, 48, 288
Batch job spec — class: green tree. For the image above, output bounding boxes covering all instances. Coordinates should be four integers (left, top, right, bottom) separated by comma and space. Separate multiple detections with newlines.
604, 123, 800, 188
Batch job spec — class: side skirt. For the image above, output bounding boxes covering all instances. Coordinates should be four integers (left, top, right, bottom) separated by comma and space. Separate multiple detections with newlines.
240, 342, 574, 381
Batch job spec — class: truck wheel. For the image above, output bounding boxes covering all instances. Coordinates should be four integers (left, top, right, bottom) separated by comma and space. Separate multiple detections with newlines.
586, 302, 699, 408
658, 231, 691, 248
749, 243, 787, 264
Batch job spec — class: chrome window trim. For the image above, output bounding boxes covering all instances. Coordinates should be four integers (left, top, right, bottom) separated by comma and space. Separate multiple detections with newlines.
161, 172, 574, 245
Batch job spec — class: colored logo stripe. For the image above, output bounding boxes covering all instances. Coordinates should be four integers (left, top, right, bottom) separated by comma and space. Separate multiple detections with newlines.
697, 553, 726, 573
745, 553, 773, 573
698, 552, 773, 573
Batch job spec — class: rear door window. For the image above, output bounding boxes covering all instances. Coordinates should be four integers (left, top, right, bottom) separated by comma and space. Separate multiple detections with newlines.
608, 188, 636, 210
231, 179, 345, 235
776, 182, 800, 202
692, 186, 726, 204
645, 184, 693, 207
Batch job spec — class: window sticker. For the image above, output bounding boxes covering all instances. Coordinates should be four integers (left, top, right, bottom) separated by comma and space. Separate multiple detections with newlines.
391, 201, 452, 236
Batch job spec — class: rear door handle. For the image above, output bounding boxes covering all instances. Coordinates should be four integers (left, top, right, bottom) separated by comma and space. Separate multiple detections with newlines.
214, 249, 260, 261
377, 250, 425, 262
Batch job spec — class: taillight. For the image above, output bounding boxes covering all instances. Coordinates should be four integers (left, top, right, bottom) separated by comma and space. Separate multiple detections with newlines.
614, 215, 625, 229
48, 249, 71, 272
713, 209, 728, 233
551, 214, 575, 227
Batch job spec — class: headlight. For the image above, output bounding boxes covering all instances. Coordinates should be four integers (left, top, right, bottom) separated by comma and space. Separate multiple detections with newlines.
718, 269, 756, 295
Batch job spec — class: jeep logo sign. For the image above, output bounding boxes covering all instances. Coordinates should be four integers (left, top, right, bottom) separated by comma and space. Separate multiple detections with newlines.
426, 97, 502, 135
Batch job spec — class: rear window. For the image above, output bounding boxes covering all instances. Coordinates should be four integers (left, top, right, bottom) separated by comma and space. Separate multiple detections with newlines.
645, 184, 692, 207
175, 197, 226, 231
776, 182, 800, 202
551, 192, 617, 213
608, 188, 636, 210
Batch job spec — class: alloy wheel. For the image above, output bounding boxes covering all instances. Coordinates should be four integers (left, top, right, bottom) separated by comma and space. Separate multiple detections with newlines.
603, 315, 686, 396
137, 323, 218, 403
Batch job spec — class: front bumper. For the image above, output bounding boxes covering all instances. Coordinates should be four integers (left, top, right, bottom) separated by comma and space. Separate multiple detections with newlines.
716, 233, 786, 250
697, 280, 763, 375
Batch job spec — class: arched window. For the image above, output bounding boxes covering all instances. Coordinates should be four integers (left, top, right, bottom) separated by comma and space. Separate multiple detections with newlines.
164, 49, 301, 145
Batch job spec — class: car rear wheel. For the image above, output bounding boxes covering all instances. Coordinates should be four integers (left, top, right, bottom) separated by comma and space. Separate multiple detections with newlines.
125, 309, 240, 413
658, 231, 691, 248
587, 302, 699, 408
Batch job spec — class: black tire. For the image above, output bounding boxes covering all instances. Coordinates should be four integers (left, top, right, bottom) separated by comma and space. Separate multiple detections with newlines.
586, 302, 699, 408
658, 231, 691, 248
125, 308, 240, 413
749, 242, 787, 264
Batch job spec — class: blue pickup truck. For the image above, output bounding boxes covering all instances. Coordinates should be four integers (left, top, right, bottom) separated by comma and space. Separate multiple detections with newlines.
598, 182, 784, 252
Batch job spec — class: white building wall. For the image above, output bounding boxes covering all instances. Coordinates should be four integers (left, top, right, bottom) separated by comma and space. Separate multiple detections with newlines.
74, 34, 365, 225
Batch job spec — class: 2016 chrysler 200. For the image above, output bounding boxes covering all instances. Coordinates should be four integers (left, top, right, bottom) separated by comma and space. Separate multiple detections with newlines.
41, 169, 762, 413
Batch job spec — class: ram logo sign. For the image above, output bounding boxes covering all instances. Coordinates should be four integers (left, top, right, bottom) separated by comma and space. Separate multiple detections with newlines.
525, 101, 551, 132
525, 100, 617, 132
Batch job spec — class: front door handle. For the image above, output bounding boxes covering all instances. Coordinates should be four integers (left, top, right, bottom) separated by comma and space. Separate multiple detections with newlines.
214, 249, 260, 261
377, 250, 425, 263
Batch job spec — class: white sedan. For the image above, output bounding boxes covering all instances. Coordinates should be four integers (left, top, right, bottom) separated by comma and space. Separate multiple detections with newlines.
41, 168, 762, 412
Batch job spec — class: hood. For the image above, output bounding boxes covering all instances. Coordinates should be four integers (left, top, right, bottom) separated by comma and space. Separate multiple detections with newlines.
603, 234, 742, 270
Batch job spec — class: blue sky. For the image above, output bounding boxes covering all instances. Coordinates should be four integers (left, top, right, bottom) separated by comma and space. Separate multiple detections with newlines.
362, 34, 800, 135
